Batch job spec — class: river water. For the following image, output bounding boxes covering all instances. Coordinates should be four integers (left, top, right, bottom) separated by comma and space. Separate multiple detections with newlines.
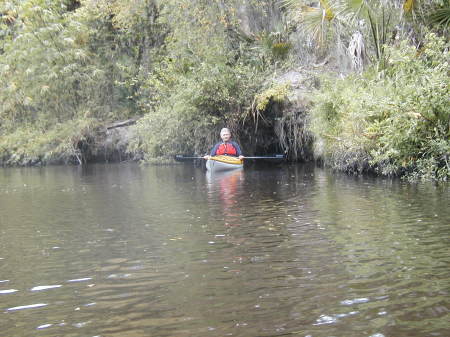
0, 163, 448, 337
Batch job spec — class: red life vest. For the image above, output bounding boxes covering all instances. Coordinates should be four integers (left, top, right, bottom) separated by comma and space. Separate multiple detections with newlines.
216, 143, 237, 156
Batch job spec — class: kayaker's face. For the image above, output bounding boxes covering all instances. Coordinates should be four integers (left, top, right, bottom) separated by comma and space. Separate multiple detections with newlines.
221, 131, 231, 142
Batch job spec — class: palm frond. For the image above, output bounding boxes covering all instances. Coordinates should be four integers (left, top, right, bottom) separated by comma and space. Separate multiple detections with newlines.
332, 0, 366, 27
429, 7, 450, 27
301, 6, 331, 44
279, 0, 307, 12
280, 1, 335, 44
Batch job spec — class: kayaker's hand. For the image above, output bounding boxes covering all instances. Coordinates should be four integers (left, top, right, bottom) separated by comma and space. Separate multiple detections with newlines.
239, 155, 244, 160
203, 155, 211, 160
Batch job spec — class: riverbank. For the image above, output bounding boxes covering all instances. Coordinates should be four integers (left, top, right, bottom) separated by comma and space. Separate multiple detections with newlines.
1, 38, 448, 183
1, 1, 448, 181
0, 118, 140, 167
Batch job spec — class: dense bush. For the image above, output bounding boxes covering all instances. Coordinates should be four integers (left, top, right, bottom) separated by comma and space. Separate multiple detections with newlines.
130, 59, 263, 160
0, 0, 138, 126
0, 118, 99, 166
0, 0, 160, 164
128, 0, 277, 159
309, 33, 449, 181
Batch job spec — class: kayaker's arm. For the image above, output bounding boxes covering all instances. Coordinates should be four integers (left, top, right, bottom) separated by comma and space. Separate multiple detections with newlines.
230, 141, 244, 159
210, 143, 220, 156
231, 141, 242, 156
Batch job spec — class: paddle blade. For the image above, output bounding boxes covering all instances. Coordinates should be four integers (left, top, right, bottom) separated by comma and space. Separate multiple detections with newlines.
174, 155, 189, 161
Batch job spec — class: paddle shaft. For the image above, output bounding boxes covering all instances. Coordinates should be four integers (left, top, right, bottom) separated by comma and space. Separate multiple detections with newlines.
175, 156, 204, 159
243, 155, 284, 159
175, 155, 284, 160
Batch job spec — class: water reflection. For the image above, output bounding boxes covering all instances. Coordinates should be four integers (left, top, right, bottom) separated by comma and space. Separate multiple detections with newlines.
206, 169, 244, 226
0, 164, 448, 337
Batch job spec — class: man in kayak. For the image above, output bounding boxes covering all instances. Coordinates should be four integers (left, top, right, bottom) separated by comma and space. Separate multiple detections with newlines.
204, 128, 244, 160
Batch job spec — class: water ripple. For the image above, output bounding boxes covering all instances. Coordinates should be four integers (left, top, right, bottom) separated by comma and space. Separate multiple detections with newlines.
7, 303, 48, 311
341, 297, 370, 305
30, 285, 62, 291
0, 164, 448, 337
67, 277, 93, 283
36, 324, 53, 330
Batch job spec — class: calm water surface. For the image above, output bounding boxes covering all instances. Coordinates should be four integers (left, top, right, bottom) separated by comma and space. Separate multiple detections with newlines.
0, 163, 449, 337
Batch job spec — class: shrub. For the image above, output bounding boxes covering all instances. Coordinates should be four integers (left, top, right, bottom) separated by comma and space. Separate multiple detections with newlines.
309, 33, 449, 181
0, 118, 99, 166
129, 62, 261, 159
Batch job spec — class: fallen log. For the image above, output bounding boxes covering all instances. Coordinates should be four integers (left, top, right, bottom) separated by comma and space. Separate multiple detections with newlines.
106, 118, 138, 130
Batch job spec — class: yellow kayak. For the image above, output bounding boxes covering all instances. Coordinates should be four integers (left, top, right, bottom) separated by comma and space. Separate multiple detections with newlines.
206, 155, 243, 172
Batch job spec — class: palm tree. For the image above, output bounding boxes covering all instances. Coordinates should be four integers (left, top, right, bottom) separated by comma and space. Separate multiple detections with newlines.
280, 0, 447, 71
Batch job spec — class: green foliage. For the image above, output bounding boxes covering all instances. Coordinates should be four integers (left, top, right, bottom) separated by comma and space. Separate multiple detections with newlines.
128, 0, 275, 159
0, 0, 141, 125
427, 0, 450, 30
282, 0, 449, 72
0, 118, 99, 166
0, 0, 162, 164
309, 33, 449, 181
130, 61, 261, 159
0, 0, 286, 165
249, 28, 293, 70
1, 0, 447, 182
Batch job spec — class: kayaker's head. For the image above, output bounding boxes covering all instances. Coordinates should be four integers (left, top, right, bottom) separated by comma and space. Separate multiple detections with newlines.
220, 128, 231, 142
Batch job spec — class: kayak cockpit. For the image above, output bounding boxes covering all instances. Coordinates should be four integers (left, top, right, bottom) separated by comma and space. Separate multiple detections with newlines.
206, 155, 243, 172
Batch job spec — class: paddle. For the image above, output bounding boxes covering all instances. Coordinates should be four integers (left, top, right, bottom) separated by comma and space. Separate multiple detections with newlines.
175, 154, 284, 161
174, 155, 204, 160
243, 155, 285, 159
